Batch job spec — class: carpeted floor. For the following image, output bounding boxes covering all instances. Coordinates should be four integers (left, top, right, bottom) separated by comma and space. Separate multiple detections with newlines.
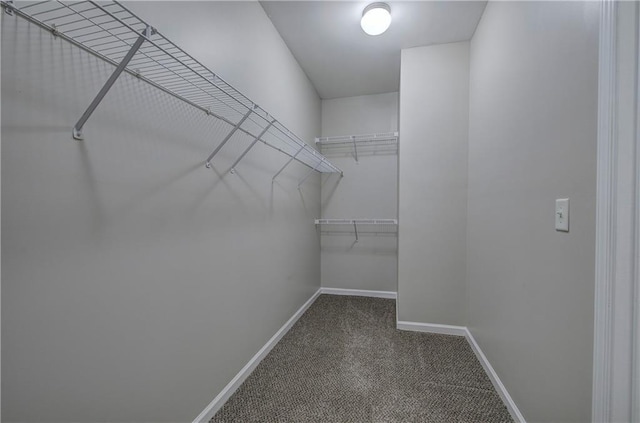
211, 294, 513, 422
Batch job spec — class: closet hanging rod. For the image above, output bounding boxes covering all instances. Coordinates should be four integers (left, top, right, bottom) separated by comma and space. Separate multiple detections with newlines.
1, 0, 343, 176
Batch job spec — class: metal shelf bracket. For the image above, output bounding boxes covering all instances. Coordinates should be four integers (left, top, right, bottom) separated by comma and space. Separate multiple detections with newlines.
272, 145, 305, 181
230, 118, 276, 174
72, 25, 155, 140
351, 135, 358, 163
4, 0, 13, 15
205, 107, 254, 169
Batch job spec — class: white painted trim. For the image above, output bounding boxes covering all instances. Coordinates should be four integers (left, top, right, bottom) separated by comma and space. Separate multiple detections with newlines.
464, 329, 526, 423
192, 288, 322, 423
398, 321, 526, 423
593, 0, 617, 421
396, 321, 467, 336
320, 287, 397, 299
632, 3, 640, 421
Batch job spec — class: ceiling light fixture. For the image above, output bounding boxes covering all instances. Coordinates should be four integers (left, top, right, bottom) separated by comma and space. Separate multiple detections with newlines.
360, 3, 391, 36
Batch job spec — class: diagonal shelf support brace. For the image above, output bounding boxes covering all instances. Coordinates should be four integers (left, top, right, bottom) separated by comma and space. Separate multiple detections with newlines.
73, 25, 154, 140
230, 119, 276, 174
351, 135, 358, 163
353, 221, 359, 242
272, 145, 305, 181
205, 107, 254, 168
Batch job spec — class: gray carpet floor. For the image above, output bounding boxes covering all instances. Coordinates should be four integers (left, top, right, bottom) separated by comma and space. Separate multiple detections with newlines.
211, 294, 513, 422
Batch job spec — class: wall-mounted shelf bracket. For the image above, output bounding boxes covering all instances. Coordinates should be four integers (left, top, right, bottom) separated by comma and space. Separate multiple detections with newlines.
72, 25, 155, 140
230, 119, 276, 174
3, 0, 13, 15
351, 136, 358, 163
272, 145, 305, 181
205, 107, 254, 168
353, 221, 359, 242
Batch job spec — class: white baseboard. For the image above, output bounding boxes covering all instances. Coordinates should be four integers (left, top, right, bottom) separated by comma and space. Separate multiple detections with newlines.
396, 320, 467, 336
320, 287, 397, 299
464, 328, 526, 423
397, 320, 525, 423
192, 288, 322, 423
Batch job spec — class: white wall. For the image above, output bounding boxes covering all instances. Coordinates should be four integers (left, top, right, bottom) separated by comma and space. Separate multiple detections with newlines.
320, 92, 398, 292
467, 2, 598, 421
1, 2, 322, 422
397, 42, 469, 325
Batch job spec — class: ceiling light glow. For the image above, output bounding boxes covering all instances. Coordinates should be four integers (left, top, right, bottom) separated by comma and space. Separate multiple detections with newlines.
361, 3, 391, 36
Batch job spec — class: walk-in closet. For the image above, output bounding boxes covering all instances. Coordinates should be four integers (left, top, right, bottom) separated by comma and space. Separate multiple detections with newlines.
3, 1, 638, 422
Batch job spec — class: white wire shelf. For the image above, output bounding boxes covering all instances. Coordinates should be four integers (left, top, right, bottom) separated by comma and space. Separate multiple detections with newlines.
1, 0, 342, 177
315, 219, 398, 225
315, 219, 398, 241
315, 132, 399, 146
315, 132, 398, 162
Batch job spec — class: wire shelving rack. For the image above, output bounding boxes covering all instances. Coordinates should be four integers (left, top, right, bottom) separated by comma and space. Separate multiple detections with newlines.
315, 132, 398, 162
315, 219, 398, 242
1, 0, 342, 177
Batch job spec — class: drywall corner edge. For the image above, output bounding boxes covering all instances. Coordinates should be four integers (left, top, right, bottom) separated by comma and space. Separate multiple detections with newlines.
464, 328, 527, 423
192, 288, 322, 423
320, 287, 397, 299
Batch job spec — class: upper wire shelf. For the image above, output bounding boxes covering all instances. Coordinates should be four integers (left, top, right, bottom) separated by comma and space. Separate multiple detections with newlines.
1, 0, 342, 176
315, 219, 397, 242
315, 132, 398, 162
315, 219, 398, 226
315, 132, 399, 147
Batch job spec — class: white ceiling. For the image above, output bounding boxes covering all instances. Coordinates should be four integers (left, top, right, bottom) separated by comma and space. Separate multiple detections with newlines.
260, 1, 487, 99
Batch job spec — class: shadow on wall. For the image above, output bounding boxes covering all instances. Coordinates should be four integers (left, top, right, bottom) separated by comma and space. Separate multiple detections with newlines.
320, 173, 343, 207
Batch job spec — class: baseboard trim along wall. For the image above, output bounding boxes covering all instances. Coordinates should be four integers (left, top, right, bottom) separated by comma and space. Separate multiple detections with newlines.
319, 287, 398, 299
464, 329, 527, 423
192, 288, 322, 423
396, 320, 467, 336
397, 321, 526, 423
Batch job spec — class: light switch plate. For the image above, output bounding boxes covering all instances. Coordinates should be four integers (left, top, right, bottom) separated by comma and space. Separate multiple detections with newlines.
555, 198, 569, 232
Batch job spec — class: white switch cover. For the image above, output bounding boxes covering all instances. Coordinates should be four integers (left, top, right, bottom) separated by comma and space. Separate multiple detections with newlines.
555, 198, 569, 232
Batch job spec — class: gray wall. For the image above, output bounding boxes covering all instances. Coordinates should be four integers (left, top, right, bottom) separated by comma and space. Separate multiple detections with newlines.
467, 2, 598, 422
2, 2, 322, 422
320, 93, 398, 292
397, 42, 469, 325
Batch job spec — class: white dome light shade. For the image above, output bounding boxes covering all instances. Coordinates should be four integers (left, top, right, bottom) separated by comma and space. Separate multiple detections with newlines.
361, 3, 391, 36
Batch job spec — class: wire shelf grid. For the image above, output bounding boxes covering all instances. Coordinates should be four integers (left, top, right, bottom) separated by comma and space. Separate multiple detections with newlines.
2, 0, 342, 174
315, 219, 398, 225
315, 219, 398, 240
315, 132, 398, 147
